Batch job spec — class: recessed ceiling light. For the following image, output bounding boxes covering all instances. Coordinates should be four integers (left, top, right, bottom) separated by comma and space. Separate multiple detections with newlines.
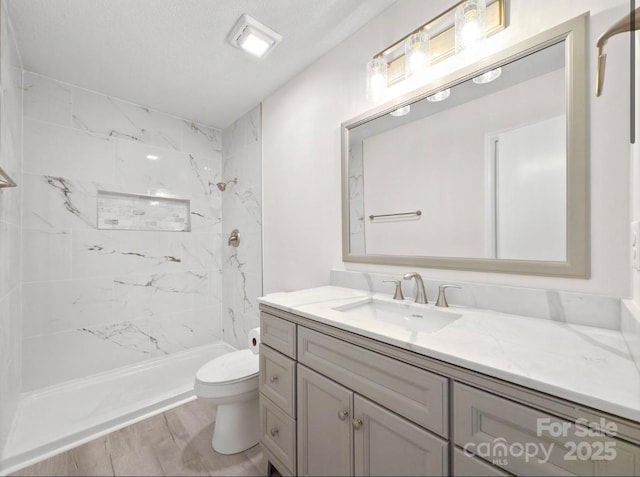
427, 88, 451, 102
146, 154, 159, 160
472, 67, 502, 84
390, 105, 411, 117
228, 14, 282, 58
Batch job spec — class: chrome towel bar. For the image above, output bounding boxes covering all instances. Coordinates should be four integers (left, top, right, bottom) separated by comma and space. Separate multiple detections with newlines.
369, 210, 422, 220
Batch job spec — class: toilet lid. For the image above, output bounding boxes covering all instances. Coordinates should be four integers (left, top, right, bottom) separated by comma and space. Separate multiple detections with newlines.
196, 349, 259, 385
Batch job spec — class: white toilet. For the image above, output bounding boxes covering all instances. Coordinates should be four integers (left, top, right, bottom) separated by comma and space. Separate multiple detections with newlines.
194, 349, 260, 454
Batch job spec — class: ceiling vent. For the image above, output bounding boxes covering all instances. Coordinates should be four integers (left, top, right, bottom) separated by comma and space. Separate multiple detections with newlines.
227, 14, 282, 58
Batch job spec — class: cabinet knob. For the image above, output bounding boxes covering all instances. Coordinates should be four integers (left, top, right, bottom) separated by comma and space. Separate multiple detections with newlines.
270, 427, 279, 437
269, 375, 278, 383
352, 418, 363, 430
338, 409, 349, 421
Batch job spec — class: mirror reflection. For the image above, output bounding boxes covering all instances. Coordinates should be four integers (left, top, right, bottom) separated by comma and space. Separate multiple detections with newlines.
348, 40, 566, 262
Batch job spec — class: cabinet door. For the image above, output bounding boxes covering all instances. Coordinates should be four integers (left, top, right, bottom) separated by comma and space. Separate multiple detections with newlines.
353, 395, 448, 477
297, 364, 353, 477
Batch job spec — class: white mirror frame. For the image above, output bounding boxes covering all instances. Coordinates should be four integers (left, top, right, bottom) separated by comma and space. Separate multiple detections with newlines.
341, 14, 588, 278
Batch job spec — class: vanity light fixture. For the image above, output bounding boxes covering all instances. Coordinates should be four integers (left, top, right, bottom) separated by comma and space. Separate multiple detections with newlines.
390, 105, 411, 117
455, 0, 487, 53
426, 88, 451, 102
227, 14, 282, 58
364, 0, 505, 102
366, 56, 389, 101
146, 154, 159, 160
404, 31, 430, 79
472, 67, 502, 84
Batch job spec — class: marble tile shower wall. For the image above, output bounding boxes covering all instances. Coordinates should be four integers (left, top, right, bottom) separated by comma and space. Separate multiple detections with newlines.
0, 0, 23, 451
21, 71, 224, 391
221, 105, 262, 349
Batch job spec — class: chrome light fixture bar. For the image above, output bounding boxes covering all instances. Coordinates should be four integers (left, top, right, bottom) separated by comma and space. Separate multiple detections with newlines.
365, 0, 506, 101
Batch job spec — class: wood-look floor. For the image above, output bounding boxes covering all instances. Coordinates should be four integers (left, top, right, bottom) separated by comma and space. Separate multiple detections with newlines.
11, 399, 264, 476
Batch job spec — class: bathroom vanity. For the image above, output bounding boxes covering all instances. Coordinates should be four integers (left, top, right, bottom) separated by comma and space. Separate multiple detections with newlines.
257, 286, 640, 477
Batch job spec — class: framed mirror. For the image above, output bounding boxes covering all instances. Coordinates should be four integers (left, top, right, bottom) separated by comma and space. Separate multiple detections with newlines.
342, 14, 588, 277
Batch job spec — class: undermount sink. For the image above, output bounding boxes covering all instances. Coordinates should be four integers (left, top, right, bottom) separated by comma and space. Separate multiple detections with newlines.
332, 298, 462, 333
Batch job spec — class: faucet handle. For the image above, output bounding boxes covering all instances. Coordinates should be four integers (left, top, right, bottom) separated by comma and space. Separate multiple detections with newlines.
383, 280, 405, 300
436, 284, 461, 308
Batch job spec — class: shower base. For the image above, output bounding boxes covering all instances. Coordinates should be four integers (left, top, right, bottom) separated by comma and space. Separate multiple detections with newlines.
0, 342, 233, 475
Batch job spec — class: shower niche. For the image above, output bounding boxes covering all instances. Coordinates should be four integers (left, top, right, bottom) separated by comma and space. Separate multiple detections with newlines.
97, 190, 191, 232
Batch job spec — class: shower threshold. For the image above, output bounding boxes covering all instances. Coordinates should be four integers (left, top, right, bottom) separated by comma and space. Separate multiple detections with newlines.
0, 342, 233, 475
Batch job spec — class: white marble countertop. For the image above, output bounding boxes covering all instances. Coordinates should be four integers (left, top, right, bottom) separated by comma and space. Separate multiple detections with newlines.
258, 286, 640, 423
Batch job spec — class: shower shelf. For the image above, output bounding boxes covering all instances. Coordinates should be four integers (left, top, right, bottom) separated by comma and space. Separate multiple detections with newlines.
0, 166, 16, 188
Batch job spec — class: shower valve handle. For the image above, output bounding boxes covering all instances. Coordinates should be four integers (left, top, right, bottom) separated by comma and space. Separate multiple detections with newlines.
228, 229, 240, 247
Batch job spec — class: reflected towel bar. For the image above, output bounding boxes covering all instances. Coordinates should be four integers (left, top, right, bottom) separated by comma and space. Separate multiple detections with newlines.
0, 166, 16, 188
369, 210, 422, 220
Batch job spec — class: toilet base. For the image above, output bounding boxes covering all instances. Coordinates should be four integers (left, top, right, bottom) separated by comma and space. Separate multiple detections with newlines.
212, 394, 260, 454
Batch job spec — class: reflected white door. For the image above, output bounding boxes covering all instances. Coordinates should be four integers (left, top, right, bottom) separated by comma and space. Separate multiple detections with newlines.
490, 115, 566, 261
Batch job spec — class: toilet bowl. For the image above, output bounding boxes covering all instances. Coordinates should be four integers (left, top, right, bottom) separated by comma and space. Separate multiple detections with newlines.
194, 349, 260, 454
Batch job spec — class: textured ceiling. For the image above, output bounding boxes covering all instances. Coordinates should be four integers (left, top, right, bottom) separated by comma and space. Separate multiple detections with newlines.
7, 0, 396, 128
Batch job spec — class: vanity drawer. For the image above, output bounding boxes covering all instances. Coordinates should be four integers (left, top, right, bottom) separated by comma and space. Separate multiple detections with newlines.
261, 312, 296, 358
453, 382, 640, 476
453, 447, 512, 476
297, 326, 448, 437
260, 395, 296, 475
260, 344, 296, 417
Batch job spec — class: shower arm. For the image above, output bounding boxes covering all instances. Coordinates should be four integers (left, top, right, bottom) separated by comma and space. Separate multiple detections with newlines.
596, 6, 640, 97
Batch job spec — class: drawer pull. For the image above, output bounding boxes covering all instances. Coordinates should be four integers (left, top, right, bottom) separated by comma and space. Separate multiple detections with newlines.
270, 427, 279, 437
352, 418, 363, 430
269, 375, 278, 383
338, 409, 349, 421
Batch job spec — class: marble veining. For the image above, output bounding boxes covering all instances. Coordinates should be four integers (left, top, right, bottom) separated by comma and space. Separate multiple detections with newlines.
85, 243, 181, 265
78, 321, 165, 356
73, 91, 182, 151
259, 286, 640, 422
23, 73, 72, 127
622, 300, 640, 374
45, 176, 95, 228
221, 105, 262, 349
20, 70, 225, 391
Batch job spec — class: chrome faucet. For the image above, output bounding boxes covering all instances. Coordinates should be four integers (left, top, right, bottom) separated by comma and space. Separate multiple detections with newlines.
383, 280, 404, 300
403, 272, 427, 304
435, 284, 461, 308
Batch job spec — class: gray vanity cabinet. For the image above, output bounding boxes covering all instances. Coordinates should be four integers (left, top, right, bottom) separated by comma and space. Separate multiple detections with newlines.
260, 313, 298, 476
297, 364, 353, 476
297, 363, 448, 476
259, 306, 640, 477
353, 394, 448, 476
453, 383, 640, 476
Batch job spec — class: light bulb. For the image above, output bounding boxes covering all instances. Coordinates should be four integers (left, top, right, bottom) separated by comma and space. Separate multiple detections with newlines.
461, 21, 480, 47
240, 31, 271, 57
366, 57, 388, 101
404, 32, 429, 79
455, 0, 487, 53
